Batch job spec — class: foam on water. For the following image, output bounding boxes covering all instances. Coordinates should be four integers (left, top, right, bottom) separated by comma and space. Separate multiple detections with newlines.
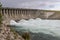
10, 18, 60, 36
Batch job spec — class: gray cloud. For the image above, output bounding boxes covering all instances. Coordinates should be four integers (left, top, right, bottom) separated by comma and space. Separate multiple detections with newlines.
0, 0, 60, 10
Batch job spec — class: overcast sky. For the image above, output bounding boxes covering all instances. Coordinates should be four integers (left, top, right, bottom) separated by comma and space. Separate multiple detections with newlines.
0, 0, 60, 10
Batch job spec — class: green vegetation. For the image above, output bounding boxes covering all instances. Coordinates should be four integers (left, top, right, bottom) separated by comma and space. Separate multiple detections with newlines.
0, 2, 2, 8
0, 2, 2, 27
22, 32, 30, 40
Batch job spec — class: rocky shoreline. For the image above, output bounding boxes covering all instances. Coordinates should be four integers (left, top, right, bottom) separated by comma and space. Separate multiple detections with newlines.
0, 24, 24, 40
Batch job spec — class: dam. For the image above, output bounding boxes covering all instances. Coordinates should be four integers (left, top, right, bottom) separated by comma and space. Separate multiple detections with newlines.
1, 7, 60, 25
1, 7, 60, 40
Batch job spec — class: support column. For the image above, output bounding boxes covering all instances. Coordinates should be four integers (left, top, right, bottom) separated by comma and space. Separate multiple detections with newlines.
6, 9, 8, 16
9, 9, 11, 17
22, 10, 25, 18
3, 9, 5, 16
21, 10, 23, 18
26, 10, 28, 18
11, 9, 13, 16
16, 9, 18, 19
26, 10, 28, 19
26, 10, 29, 18
5, 9, 8, 19
16, 9, 18, 15
28, 10, 31, 18
14, 9, 17, 19
24, 10, 26, 17
19, 10, 21, 18
26, 10, 27, 17
20, 10, 22, 19
24, 10, 26, 16
18, 10, 20, 18
12, 9, 15, 19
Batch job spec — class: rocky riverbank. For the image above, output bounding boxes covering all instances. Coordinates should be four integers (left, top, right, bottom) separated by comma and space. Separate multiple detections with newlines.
0, 24, 24, 40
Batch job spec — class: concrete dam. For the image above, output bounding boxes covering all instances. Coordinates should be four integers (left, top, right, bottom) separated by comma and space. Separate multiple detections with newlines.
1, 7, 60, 25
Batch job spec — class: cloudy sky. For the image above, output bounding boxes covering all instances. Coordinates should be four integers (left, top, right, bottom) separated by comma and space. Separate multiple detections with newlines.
0, 0, 60, 10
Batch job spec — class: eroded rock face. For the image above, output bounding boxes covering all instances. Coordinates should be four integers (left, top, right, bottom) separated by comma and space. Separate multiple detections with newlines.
0, 24, 24, 40
48, 13, 60, 19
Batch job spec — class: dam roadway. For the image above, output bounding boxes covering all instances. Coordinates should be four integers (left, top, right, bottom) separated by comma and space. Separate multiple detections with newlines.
0, 7, 60, 25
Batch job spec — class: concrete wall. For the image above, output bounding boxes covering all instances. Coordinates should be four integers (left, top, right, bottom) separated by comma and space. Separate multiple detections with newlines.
1, 7, 60, 25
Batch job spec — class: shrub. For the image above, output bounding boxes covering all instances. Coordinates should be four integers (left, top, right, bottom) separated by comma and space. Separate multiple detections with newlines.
22, 32, 30, 40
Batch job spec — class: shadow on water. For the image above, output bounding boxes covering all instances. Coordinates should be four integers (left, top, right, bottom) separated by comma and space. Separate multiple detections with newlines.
16, 31, 60, 40
30, 32, 60, 40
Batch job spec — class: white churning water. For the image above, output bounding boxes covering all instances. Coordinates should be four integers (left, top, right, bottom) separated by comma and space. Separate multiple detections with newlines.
10, 18, 60, 37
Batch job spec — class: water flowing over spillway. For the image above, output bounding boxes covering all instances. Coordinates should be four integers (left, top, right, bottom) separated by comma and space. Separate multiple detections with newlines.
10, 18, 60, 40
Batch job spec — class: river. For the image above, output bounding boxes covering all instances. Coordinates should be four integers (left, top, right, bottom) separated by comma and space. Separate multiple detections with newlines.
10, 18, 60, 40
